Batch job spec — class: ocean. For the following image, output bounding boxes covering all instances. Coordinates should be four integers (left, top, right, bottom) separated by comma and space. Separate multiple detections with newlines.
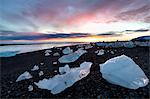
0, 43, 83, 57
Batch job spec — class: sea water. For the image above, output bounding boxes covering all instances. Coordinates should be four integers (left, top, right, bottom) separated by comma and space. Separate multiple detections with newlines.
0, 43, 82, 57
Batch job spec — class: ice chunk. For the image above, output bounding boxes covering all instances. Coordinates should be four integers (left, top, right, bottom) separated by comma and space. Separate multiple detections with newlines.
100, 55, 149, 89
45, 50, 52, 56
95, 49, 104, 56
58, 49, 87, 63
45, 50, 52, 53
85, 45, 93, 49
28, 85, 33, 91
59, 65, 70, 74
57, 47, 62, 50
40, 63, 44, 65
39, 71, 44, 76
35, 62, 92, 94
77, 44, 85, 48
62, 47, 73, 54
31, 65, 39, 71
123, 41, 135, 48
16, 71, 32, 82
110, 51, 114, 54
53, 52, 60, 56
53, 62, 57, 64
45, 52, 50, 56
78, 47, 84, 50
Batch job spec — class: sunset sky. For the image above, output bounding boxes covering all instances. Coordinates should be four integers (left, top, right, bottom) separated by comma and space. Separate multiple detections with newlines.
0, 0, 150, 43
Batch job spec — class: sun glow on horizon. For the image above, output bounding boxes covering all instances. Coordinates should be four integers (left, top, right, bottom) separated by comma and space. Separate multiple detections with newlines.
38, 21, 150, 34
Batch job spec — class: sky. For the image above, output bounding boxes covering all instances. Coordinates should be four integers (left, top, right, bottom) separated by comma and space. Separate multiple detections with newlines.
0, 0, 150, 43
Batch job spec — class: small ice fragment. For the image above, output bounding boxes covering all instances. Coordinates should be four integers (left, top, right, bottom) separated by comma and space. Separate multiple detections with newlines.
31, 65, 39, 71
77, 44, 84, 48
28, 85, 33, 91
40, 63, 44, 65
16, 71, 32, 82
45, 52, 50, 56
123, 41, 135, 48
7, 91, 11, 94
59, 49, 87, 63
95, 49, 104, 56
39, 71, 44, 76
57, 47, 62, 50
62, 47, 73, 54
85, 45, 93, 49
110, 51, 114, 54
53, 62, 57, 64
53, 52, 60, 56
45, 50, 52, 56
45, 50, 52, 53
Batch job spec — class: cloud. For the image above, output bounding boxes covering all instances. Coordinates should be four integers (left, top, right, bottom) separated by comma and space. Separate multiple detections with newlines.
125, 29, 150, 32
97, 32, 122, 37
0, 31, 90, 40
116, 5, 150, 22
0, 0, 150, 32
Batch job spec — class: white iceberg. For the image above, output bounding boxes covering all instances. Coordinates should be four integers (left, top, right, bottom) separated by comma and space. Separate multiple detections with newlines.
62, 47, 73, 54
28, 85, 33, 91
58, 49, 87, 63
95, 49, 105, 56
31, 65, 39, 71
100, 55, 149, 89
16, 71, 32, 82
59, 64, 70, 74
35, 62, 92, 94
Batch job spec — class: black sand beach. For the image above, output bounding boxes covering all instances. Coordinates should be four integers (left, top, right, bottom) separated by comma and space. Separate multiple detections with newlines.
1, 43, 150, 98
